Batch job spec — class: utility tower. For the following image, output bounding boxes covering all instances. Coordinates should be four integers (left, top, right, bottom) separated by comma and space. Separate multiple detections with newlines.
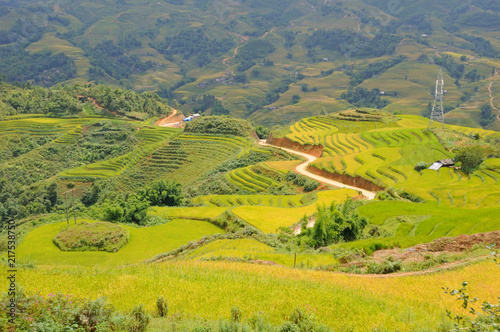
429, 68, 445, 128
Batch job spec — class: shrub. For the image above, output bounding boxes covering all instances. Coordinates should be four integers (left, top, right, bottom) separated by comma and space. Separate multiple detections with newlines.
53, 222, 129, 252
366, 258, 402, 274
230, 307, 242, 323
128, 305, 150, 332
414, 161, 429, 172
156, 297, 168, 318
139, 180, 183, 207
303, 179, 319, 192
399, 190, 425, 203
0, 291, 150, 331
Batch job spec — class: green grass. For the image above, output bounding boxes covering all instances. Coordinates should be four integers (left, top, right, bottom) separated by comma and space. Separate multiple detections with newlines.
17, 219, 224, 266
116, 138, 242, 190
0, 118, 93, 137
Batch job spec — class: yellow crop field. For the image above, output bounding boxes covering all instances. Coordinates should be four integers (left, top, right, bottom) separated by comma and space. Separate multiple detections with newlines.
232, 189, 359, 233
9, 260, 499, 331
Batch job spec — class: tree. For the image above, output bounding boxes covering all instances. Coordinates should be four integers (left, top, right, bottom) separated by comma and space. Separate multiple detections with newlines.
291, 95, 300, 104
254, 125, 270, 139
123, 195, 149, 225
479, 105, 494, 126
234, 73, 247, 83
139, 180, 183, 207
299, 199, 368, 248
454, 146, 485, 174
481, 104, 492, 119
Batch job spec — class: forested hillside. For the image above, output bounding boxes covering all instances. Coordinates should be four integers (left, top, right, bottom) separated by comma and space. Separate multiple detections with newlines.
0, 0, 499, 129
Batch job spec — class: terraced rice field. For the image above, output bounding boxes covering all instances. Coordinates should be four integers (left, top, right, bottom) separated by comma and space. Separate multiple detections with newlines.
53, 126, 83, 144
60, 126, 180, 179
226, 166, 280, 192
117, 138, 245, 189
177, 134, 269, 158
0, 118, 93, 137
284, 115, 500, 208
232, 189, 359, 233
193, 193, 307, 207
349, 201, 500, 249
186, 238, 339, 267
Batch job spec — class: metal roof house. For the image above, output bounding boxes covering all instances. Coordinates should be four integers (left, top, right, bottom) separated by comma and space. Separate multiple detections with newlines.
428, 159, 455, 170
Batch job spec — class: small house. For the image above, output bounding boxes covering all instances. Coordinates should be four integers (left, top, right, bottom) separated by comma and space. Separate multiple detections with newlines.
428, 159, 455, 171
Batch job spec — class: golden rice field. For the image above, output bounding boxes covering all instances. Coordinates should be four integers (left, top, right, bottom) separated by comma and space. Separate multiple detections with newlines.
8, 260, 499, 331
232, 189, 359, 233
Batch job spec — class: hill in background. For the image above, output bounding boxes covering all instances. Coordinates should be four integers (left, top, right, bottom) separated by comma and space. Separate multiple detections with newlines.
0, 0, 499, 129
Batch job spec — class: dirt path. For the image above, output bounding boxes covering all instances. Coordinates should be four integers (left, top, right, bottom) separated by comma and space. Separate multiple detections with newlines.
223, 28, 274, 68
154, 108, 183, 126
223, 45, 240, 67
259, 140, 376, 200
343, 255, 490, 278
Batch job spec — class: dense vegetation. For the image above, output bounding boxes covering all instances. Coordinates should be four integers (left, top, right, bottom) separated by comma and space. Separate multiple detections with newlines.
86, 40, 154, 80
0, 82, 171, 119
340, 87, 390, 109
304, 29, 402, 58
184, 116, 254, 136
150, 29, 235, 66
0, 48, 76, 85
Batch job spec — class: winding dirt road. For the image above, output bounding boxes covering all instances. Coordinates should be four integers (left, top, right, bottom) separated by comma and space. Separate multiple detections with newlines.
259, 140, 377, 200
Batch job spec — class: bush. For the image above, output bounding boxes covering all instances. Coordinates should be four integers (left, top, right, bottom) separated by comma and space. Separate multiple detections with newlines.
414, 161, 429, 172
0, 291, 150, 331
53, 222, 129, 252
156, 297, 168, 318
366, 258, 402, 274
230, 307, 242, 322
303, 180, 319, 192
128, 305, 150, 332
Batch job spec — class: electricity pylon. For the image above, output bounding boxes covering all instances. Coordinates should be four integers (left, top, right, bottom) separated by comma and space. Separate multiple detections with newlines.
429, 68, 445, 129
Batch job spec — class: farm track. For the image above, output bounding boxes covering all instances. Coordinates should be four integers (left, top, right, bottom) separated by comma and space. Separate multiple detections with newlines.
344, 255, 490, 278
259, 140, 376, 200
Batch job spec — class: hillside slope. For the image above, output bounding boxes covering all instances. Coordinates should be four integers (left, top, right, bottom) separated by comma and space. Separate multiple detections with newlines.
0, 0, 499, 128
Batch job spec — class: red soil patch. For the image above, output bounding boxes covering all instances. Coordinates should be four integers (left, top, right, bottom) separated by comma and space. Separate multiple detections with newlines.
307, 165, 385, 192
266, 133, 323, 158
